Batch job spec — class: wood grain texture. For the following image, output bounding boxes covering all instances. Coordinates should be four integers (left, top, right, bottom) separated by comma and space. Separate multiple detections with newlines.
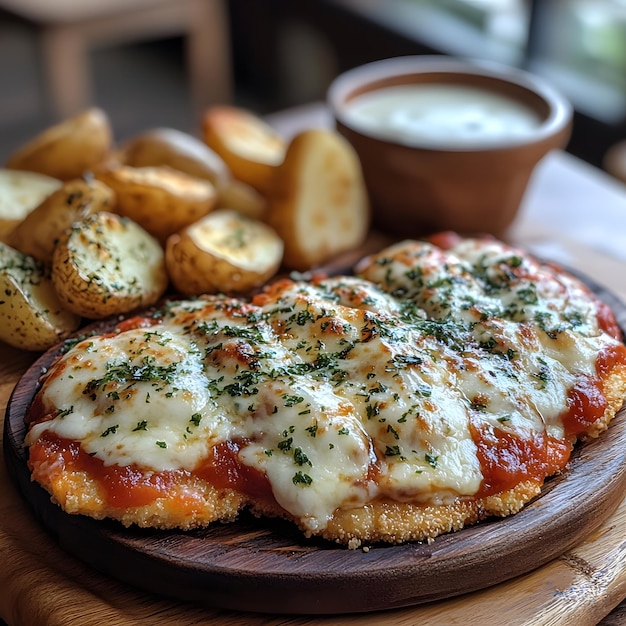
0, 228, 626, 626
5, 360, 626, 614
1, 353, 625, 626
2, 102, 626, 623
5, 352, 626, 616
1, 267, 626, 622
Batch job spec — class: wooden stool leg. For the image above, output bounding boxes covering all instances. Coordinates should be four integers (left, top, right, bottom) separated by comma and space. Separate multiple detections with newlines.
186, 0, 233, 115
40, 24, 91, 120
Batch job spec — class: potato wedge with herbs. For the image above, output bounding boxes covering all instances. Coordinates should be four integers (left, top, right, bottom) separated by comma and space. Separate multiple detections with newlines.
202, 105, 286, 195
7, 177, 116, 261
118, 127, 231, 189
5, 108, 113, 181
52, 212, 168, 319
0, 242, 81, 351
267, 129, 370, 271
96, 164, 217, 243
165, 209, 283, 296
0, 169, 61, 242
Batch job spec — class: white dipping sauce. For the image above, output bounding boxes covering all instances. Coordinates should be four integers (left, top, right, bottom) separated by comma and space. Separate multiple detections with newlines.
345, 84, 543, 147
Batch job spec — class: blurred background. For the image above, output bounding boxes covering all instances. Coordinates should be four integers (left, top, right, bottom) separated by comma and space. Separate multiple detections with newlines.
0, 0, 625, 179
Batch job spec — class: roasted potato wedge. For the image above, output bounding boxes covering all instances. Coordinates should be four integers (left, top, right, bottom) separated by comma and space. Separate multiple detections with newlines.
165, 209, 283, 296
267, 129, 370, 271
7, 177, 116, 261
0, 242, 81, 351
216, 177, 268, 220
118, 127, 231, 189
96, 164, 217, 243
52, 212, 168, 319
119, 128, 267, 220
0, 169, 61, 242
5, 108, 113, 180
202, 105, 286, 195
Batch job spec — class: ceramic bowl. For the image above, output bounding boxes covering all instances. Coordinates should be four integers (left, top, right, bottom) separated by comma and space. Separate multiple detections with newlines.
327, 55, 573, 237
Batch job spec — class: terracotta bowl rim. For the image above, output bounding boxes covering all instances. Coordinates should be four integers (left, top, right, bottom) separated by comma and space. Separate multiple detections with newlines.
327, 55, 573, 153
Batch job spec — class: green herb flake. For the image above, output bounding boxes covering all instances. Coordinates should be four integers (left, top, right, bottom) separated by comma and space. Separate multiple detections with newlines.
292, 471, 313, 486
282, 394, 304, 407
425, 452, 439, 468
277, 437, 293, 452
293, 447, 311, 466
385, 445, 401, 457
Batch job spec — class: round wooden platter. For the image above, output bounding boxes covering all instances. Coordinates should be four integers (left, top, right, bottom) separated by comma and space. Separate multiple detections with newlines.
4, 277, 626, 616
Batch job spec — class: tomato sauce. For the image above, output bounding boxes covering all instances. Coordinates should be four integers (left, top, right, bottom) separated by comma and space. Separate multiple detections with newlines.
560, 343, 626, 437
24, 390, 49, 426
426, 231, 464, 250
593, 299, 622, 340
560, 375, 607, 438
252, 278, 296, 307
28, 433, 183, 508
471, 342, 626, 496
28, 433, 275, 510
469, 421, 571, 498
195, 439, 274, 503
597, 342, 626, 376
113, 315, 159, 334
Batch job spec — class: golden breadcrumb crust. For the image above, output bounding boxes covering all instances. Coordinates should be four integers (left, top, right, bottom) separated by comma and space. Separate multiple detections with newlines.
580, 363, 626, 440
30, 464, 247, 530
28, 365, 626, 546
314, 481, 542, 546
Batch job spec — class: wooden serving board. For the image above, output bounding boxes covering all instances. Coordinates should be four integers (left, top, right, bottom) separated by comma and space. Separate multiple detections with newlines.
4, 271, 626, 616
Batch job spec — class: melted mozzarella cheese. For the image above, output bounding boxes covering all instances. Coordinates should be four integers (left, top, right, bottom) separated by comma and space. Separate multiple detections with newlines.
26, 326, 244, 472
238, 377, 376, 532
27, 238, 621, 531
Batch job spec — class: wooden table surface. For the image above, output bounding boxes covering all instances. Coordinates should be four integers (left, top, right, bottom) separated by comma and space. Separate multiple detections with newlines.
2, 104, 626, 625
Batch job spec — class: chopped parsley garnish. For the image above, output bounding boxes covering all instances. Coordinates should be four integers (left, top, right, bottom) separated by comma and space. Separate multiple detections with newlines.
366, 403, 381, 419
277, 437, 293, 452
282, 394, 304, 407
84, 356, 179, 398
293, 447, 311, 466
292, 471, 313, 486
425, 453, 439, 469
56, 406, 74, 418
387, 424, 400, 440
385, 445, 401, 457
